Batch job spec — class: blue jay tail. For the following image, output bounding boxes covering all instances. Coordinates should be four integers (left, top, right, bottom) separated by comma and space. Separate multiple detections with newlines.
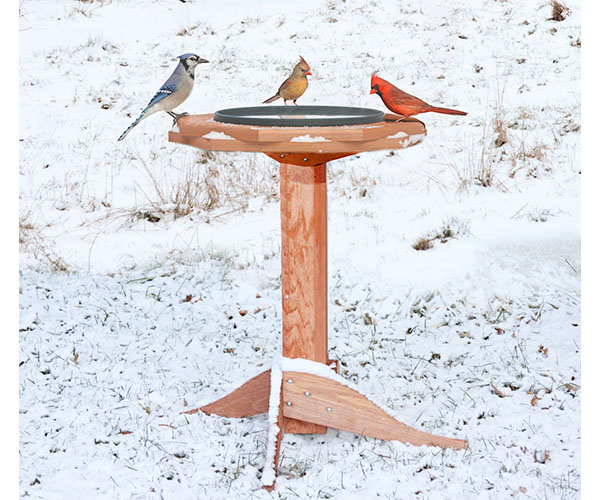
118, 111, 146, 141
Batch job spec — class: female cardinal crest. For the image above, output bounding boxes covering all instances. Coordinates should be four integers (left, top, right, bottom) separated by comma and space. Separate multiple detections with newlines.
370, 74, 467, 119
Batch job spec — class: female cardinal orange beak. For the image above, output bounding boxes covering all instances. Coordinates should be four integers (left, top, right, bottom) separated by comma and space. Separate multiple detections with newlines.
306, 70, 313, 76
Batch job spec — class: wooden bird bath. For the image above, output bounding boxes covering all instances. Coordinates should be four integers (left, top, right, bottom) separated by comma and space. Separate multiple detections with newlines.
169, 107, 467, 490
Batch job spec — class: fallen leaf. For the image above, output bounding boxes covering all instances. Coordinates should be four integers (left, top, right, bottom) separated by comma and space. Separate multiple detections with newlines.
239, 309, 247, 317
531, 395, 540, 406
490, 381, 507, 398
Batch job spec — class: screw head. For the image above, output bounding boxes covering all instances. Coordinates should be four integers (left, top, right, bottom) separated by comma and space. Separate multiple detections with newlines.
287, 379, 293, 384
304, 391, 310, 397
286, 401, 292, 406
326, 407, 332, 412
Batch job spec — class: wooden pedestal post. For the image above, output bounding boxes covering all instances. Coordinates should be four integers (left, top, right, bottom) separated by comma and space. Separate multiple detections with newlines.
280, 162, 329, 434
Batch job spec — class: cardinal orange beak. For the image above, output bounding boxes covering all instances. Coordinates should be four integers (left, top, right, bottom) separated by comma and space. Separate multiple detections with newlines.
370, 87, 376, 94
306, 70, 313, 76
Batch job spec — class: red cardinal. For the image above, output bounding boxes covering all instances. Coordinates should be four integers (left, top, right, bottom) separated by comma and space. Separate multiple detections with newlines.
370, 74, 467, 120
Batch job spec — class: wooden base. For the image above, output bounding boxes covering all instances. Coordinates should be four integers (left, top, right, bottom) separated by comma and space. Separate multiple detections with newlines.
283, 371, 467, 449
187, 367, 466, 450
186, 360, 467, 488
183, 370, 270, 418
261, 367, 284, 491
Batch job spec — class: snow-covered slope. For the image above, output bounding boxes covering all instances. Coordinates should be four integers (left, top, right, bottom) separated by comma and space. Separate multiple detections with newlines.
19, 1, 580, 498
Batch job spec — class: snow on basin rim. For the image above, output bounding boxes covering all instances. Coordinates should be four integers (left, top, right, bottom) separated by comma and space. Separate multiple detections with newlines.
202, 131, 235, 140
290, 134, 331, 142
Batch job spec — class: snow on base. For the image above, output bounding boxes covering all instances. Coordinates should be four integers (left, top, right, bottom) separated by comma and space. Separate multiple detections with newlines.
260, 358, 283, 488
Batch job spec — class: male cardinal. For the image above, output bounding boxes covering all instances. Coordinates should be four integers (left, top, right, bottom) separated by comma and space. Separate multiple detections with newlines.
370, 74, 467, 120
263, 56, 312, 105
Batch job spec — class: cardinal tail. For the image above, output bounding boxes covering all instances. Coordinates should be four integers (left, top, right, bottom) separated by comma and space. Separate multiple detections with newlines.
427, 106, 467, 116
262, 95, 281, 104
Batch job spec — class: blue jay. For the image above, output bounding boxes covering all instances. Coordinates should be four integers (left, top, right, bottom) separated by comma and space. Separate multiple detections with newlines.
118, 53, 209, 141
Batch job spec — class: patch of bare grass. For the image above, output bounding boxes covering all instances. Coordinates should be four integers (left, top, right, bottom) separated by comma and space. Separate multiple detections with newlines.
19, 214, 68, 272
549, 1, 570, 22
412, 217, 470, 251
450, 81, 508, 190
68, 0, 111, 18
135, 150, 279, 220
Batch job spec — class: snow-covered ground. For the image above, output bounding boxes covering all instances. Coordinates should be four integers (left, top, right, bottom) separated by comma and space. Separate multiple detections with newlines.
19, 1, 581, 498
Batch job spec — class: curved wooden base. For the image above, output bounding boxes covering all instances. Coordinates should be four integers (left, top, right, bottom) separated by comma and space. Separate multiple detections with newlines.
282, 371, 467, 449
185, 366, 467, 444
184, 370, 270, 418
186, 361, 467, 489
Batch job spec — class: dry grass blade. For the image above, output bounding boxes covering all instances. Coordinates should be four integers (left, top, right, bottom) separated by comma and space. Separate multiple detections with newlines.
550, 1, 570, 22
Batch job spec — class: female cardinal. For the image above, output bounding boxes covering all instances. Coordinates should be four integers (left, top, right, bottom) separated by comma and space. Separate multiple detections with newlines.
370, 74, 467, 120
263, 56, 312, 105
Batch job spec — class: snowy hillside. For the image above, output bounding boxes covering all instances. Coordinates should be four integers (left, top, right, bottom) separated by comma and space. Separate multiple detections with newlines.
19, 0, 580, 498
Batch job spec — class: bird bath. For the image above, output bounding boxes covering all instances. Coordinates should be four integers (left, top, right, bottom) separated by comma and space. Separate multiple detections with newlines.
169, 108, 467, 490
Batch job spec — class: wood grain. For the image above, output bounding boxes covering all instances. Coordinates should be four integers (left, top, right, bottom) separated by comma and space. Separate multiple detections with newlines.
279, 162, 329, 435
264, 152, 356, 167
282, 371, 468, 450
169, 113, 426, 154
191, 370, 270, 418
